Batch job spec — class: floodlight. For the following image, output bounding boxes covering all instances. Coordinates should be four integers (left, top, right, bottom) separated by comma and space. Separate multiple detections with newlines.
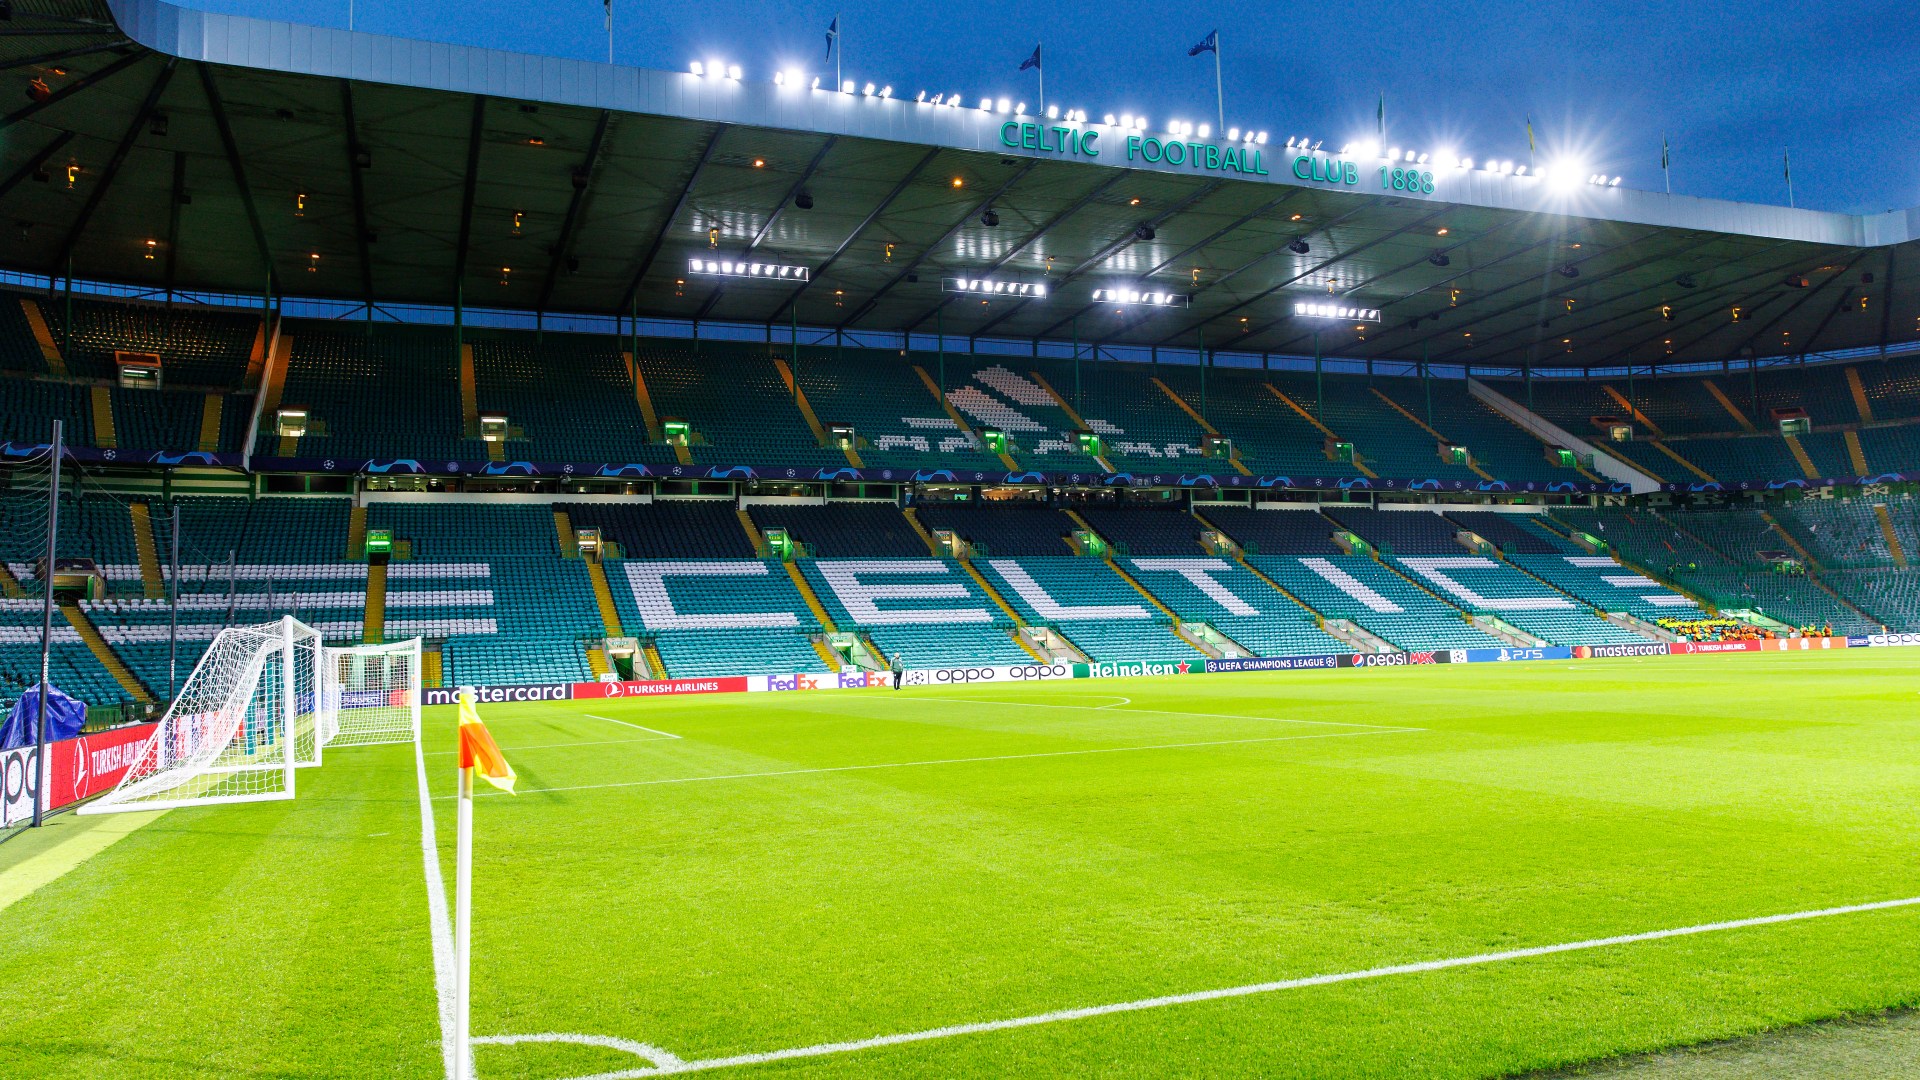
689, 61, 704, 75
727, 65, 742, 80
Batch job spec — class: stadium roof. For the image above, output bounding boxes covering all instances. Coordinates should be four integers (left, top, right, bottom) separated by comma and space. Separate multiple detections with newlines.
1, 0, 1917, 370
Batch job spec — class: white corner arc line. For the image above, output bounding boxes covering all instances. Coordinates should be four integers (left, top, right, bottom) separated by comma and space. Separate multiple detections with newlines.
512, 893, 1920, 1078
412, 734, 459, 1080
587, 714, 683, 739
445, 728, 1420, 800
425, 736, 676, 756
473, 1032, 684, 1070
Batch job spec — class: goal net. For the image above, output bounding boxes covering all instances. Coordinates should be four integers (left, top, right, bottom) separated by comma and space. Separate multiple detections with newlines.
80, 618, 419, 814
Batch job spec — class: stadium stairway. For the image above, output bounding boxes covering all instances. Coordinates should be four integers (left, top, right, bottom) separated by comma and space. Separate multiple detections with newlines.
1369, 388, 1500, 483
363, 563, 387, 644
20, 297, 66, 373
58, 600, 153, 704
1264, 383, 1381, 479
345, 506, 367, 559
129, 502, 165, 599
774, 357, 860, 467
1876, 506, 1910, 567
586, 559, 626, 638
1148, 377, 1254, 477
1782, 434, 1822, 480
1024, 369, 1116, 472
784, 560, 838, 632
899, 507, 941, 555
1845, 430, 1870, 475
914, 364, 1021, 471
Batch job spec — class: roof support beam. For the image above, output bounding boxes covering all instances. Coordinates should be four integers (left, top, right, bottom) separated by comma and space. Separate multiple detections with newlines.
1375, 229, 1715, 363
0, 48, 142, 133
199, 63, 279, 295
50, 58, 174, 275
903, 171, 1126, 334
339, 81, 374, 306
1508, 242, 1813, 369
696, 135, 836, 321
1876, 247, 1897, 358
1027, 181, 1263, 339
0, 40, 130, 73
162, 149, 186, 298
835, 159, 1037, 330
451, 95, 486, 295
768, 147, 940, 325
537, 109, 611, 312
0, 128, 71, 203
618, 124, 723, 313
1152, 204, 1408, 347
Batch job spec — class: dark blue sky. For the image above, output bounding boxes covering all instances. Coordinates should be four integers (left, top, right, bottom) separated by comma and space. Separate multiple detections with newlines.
193, 0, 1917, 214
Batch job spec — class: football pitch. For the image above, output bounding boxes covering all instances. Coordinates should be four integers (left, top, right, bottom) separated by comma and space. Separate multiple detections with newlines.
3, 650, 1917, 1079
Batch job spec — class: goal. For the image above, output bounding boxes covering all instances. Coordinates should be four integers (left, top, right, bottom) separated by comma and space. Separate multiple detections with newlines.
80, 617, 420, 814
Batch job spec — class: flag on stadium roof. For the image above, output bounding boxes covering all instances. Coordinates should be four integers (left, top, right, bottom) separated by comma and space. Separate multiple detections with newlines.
1188, 30, 1217, 56
1019, 43, 1041, 71
824, 15, 839, 61
458, 692, 516, 794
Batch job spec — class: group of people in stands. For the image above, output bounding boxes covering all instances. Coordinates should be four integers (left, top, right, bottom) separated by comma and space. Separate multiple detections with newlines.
1655, 617, 1834, 642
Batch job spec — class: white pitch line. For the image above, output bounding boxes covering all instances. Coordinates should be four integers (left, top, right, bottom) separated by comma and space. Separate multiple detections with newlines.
441, 727, 1420, 800
411, 726, 460, 1080
425, 736, 676, 756
493, 894, 1920, 1079
917, 697, 1405, 731
587, 714, 684, 739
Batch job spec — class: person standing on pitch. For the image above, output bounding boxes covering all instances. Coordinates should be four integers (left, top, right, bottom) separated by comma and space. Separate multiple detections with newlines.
891, 652, 905, 689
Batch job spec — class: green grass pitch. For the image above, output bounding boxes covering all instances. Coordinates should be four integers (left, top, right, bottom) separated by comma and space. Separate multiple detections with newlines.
2, 650, 1917, 1078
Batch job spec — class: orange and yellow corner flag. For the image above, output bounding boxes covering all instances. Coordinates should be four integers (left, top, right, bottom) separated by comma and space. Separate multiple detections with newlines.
456, 692, 516, 794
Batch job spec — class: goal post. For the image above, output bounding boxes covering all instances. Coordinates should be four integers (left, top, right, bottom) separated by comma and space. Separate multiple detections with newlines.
80, 618, 420, 815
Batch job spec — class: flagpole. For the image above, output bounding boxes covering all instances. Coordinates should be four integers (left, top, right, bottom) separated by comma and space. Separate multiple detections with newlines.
454, 755, 473, 1080
1784, 148, 1794, 208
1663, 133, 1670, 195
1213, 35, 1224, 134
835, 12, 842, 91
1037, 43, 1044, 118
605, 1, 612, 64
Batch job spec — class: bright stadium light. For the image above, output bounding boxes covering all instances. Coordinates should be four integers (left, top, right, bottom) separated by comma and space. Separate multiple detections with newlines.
1015, 101, 1026, 114
915, 89, 926, 101
689, 61, 704, 76
1045, 104, 1058, 119
997, 97, 1011, 113
981, 97, 994, 111
1515, 164, 1528, 176
1459, 156, 1473, 169
1120, 113, 1134, 128
879, 85, 893, 97
1256, 131, 1268, 144
1196, 122, 1209, 137
1091, 288, 1191, 308
842, 79, 855, 93
708, 59, 725, 77
688, 257, 812, 281
1104, 113, 1117, 126
1388, 147, 1400, 160
1610, 176, 1622, 186
727, 65, 742, 80
942, 277, 1048, 298
862, 82, 875, 95
811, 76, 821, 89
1294, 302, 1382, 323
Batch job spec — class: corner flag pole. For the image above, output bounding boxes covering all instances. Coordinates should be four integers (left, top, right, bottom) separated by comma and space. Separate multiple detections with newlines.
451, 689, 514, 1080
454, 750, 474, 1080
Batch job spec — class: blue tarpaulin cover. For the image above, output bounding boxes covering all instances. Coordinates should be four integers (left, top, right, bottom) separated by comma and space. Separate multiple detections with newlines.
1, 684, 87, 750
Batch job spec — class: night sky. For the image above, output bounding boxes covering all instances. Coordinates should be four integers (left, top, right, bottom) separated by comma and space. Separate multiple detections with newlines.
185, 0, 1917, 215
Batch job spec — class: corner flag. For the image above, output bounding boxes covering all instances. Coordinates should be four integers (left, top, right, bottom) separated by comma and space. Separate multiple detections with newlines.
457, 692, 515, 793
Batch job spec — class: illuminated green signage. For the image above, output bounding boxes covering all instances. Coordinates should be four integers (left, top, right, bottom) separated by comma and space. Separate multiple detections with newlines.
1123, 135, 1268, 175
998, 120, 1443, 191
1001, 121, 1101, 158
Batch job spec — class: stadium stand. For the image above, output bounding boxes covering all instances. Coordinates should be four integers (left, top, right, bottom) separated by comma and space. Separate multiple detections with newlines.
744, 502, 927, 557
1074, 505, 1205, 555
562, 500, 758, 560
1319, 506, 1461, 555
269, 322, 467, 461
1249, 555, 1511, 650
1191, 505, 1343, 555
978, 558, 1199, 663
1120, 557, 1347, 657
911, 500, 1076, 556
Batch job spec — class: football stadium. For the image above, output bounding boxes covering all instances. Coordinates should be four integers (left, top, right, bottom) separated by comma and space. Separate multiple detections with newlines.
2, 1, 1919, 1076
